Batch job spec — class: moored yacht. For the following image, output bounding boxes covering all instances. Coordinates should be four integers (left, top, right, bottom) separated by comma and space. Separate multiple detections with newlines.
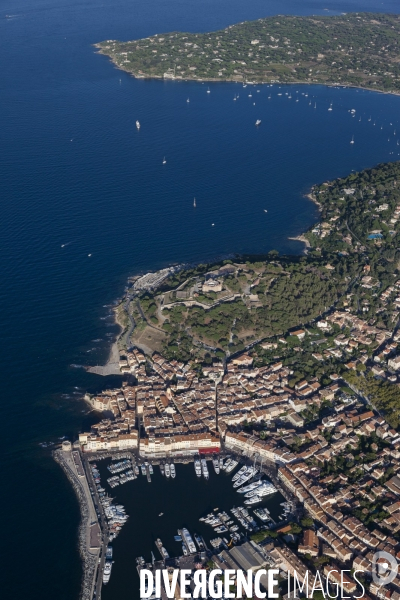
244, 494, 262, 506
170, 463, 176, 478
201, 458, 209, 480
103, 560, 112, 584
194, 457, 202, 477
182, 528, 197, 553
213, 456, 220, 474
237, 478, 263, 494
165, 463, 171, 478
232, 466, 247, 482
225, 459, 238, 473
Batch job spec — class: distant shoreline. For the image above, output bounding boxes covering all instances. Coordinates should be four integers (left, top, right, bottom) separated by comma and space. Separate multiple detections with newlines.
94, 47, 400, 98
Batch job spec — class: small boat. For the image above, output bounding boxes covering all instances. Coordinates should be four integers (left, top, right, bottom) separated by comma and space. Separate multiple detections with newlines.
136, 120, 140, 130
350, 136, 355, 144
160, 462, 165, 476
264, 209, 268, 213
207, 87, 210, 94
193, 197, 196, 208
187, 98, 190, 103
159, 512, 164, 517
162, 157, 166, 165
255, 119, 261, 126
328, 103, 333, 111
174, 535, 182, 542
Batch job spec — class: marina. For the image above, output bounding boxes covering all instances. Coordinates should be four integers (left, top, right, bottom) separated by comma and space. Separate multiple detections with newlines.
88, 453, 288, 600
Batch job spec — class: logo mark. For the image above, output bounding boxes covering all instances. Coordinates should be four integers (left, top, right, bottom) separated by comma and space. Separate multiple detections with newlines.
372, 551, 398, 586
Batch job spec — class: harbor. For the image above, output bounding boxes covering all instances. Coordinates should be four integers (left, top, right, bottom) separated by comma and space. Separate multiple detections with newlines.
76, 450, 292, 600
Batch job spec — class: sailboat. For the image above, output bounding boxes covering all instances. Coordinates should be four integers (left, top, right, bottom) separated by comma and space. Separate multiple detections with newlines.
350, 135, 355, 144
136, 120, 140, 130
193, 198, 196, 208
328, 103, 333, 111
314, 102, 317, 109
162, 157, 166, 165
207, 87, 210, 94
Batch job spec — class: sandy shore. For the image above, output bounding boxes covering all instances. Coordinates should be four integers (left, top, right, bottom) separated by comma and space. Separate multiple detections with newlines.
87, 306, 123, 376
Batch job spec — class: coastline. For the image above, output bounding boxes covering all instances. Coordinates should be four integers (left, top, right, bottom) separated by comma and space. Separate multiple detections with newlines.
87, 306, 125, 376
93, 48, 400, 97
287, 234, 311, 253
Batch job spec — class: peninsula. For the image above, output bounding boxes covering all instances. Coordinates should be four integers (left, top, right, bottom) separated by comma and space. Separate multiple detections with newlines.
96, 13, 400, 92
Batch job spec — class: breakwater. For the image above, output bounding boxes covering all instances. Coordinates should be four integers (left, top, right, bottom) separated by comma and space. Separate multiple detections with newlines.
54, 449, 101, 600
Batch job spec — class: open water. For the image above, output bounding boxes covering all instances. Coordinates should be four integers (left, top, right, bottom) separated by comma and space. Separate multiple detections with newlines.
2, 0, 400, 598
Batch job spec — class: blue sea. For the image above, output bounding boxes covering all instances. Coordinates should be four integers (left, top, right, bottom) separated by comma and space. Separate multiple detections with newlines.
1, 0, 400, 598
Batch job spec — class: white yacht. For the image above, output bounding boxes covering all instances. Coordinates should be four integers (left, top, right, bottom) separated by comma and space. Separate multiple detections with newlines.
225, 459, 238, 473
232, 466, 247, 482
213, 456, 220, 474
254, 508, 270, 522
350, 135, 355, 144
245, 481, 277, 498
233, 467, 257, 488
170, 463, 176, 479
201, 458, 209, 480
103, 560, 112, 584
194, 457, 202, 477
165, 463, 171, 478
244, 494, 262, 506
237, 479, 263, 494
136, 120, 140, 130
182, 528, 197, 553
162, 157, 166, 164
255, 119, 261, 126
